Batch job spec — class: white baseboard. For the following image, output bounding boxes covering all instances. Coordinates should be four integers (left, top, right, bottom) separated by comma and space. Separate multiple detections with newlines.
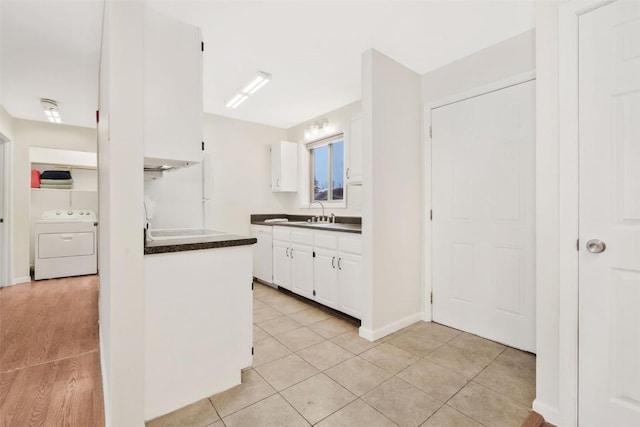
358, 312, 423, 341
10, 276, 31, 286
532, 399, 562, 426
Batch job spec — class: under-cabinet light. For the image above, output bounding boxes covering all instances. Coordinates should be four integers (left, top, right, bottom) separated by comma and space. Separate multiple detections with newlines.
224, 71, 271, 109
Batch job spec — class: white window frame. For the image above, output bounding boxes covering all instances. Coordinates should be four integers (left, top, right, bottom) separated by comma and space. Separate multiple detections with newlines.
307, 133, 346, 207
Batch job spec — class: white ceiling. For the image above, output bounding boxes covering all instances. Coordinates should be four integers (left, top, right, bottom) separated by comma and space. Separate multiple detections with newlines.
0, 1, 535, 130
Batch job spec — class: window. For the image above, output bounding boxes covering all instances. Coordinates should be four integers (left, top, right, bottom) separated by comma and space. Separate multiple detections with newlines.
309, 135, 344, 203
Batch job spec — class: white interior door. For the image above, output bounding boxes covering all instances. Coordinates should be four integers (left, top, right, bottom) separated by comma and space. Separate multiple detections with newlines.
579, 2, 640, 425
431, 80, 536, 352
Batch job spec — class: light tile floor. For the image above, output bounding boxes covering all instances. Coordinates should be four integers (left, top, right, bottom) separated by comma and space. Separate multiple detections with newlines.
147, 282, 535, 427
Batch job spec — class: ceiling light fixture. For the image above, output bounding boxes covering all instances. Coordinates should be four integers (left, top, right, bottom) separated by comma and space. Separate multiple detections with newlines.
41, 98, 62, 124
304, 118, 332, 141
224, 71, 271, 109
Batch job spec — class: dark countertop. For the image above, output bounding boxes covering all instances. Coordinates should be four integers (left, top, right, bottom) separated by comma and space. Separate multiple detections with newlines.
251, 214, 362, 234
144, 234, 257, 255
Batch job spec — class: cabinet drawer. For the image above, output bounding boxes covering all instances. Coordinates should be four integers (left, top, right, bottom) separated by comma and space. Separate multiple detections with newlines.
314, 232, 338, 250
273, 226, 291, 242
339, 234, 362, 254
291, 229, 313, 245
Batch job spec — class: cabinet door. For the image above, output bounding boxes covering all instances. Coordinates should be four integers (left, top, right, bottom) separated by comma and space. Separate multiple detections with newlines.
290, 243, 314, 299
314, 248, 339, 310
338, 252, 362, 319
144, 8, 203, 165
270, 143, 281, 191
271, 141, 297, 192
346, 116, 363, 185
272, 240, 290, 290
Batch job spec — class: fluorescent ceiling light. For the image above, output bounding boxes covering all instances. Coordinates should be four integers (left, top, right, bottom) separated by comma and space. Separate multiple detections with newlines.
248, 78, 270, 94
225, 93, 244, 108
230, 95, 248, 109
225, 71, 271, 109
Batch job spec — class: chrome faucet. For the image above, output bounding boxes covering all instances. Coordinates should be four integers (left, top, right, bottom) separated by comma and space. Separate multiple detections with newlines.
309, 201, 325, 221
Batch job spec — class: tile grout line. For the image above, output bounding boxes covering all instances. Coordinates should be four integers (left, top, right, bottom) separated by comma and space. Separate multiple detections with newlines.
253, 288, 529, 426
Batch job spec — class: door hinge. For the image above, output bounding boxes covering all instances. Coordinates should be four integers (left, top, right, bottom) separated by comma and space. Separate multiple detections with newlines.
251, 346, 254, 355
430, 292, 433, 304
576, 238, 580, 251
201, 41, 204, 52
313, 251, 316, 258
96, 110, 99, 124
429, 125, 432, 138
201, 141, 205, 151
430, 210, 433, 221
251, 282, 254, 290
313, 290, 316, 296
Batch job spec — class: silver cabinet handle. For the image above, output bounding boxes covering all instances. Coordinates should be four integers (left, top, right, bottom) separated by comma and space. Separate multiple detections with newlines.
586, 239, 606, 253
291, 248, 294, 259
331, 256, 335, 269
286, 247, 289, 257
338, 258, 342, 270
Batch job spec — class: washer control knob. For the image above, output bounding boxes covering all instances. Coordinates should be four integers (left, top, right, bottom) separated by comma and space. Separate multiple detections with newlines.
67, 211, 73, 215
56, 211, 61, 215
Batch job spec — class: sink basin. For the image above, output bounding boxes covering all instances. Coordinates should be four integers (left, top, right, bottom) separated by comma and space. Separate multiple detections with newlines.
147, 228, 228, 241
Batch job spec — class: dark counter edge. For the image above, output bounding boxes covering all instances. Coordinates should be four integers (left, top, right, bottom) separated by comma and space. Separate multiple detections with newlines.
251, 213, 361, 225
145, 236, 257, 255
251, 214, 362, 234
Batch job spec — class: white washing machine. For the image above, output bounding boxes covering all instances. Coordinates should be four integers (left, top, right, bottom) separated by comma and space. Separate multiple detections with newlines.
34, 209, 98, 280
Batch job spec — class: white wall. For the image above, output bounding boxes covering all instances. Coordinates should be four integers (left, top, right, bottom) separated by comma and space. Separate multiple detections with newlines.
145, 113, 290, 237
534, 2, 569, 426
422, 29, 536, 104
361, 49, 423, 338
9, 118, 96, 282
0, 105, 14, 286
286, 101, 363, 216
144, 164, 203, 230
205, 114, 292, 236
98, 2, 145, 425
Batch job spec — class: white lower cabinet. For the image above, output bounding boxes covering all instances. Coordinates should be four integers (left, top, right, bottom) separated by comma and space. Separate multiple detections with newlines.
291, 242, 314, 299
272, 239, 290, 290
272, 227, 313, 296
314, 231, 362, 319
336, 251, 362, 318
271, 226, 362, 319
313, 247, 340, 310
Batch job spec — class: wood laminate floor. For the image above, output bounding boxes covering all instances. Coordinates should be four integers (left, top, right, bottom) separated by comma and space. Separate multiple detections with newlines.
0, 275, 104, 427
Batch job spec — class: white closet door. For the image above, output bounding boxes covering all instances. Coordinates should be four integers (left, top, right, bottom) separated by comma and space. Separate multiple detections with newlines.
579, 2, 640, 425
431, 80, 536, 352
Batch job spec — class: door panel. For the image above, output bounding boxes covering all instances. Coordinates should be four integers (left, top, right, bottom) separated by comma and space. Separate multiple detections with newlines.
338, 252, 362, 319
314, 248, 338, 310
272, 240, 290, 290
431, 79, 536, 352
579, 2, 640, 424
291, 243, 314, 299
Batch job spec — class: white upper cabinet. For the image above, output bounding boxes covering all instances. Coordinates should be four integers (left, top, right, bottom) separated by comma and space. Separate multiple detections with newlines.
271, 141, 298, 192
346, 115, 363, 185
144, 8, 203, 168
